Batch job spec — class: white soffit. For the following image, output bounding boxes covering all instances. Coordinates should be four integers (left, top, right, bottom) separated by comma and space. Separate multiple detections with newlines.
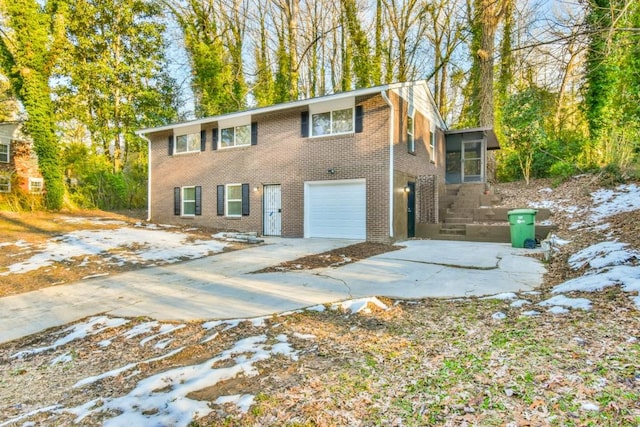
309, 97, 355, 114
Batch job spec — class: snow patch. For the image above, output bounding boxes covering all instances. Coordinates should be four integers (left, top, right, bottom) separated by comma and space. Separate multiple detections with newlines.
539, 295, 592, 311
548, 306, 570, 315
68, 335, 298, 425
12, 317, 129, 359
521, 310, 541, 316
332, 297, 389, 314
581, 402, 600, 412
568, 242, 637, 270
510, 299, 530, 308
481, 292, 517, 300
0, 227, 228, 276
492, 312, 507, 320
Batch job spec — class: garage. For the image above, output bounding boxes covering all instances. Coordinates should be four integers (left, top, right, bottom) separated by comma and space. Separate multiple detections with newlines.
304, 179, 366, 239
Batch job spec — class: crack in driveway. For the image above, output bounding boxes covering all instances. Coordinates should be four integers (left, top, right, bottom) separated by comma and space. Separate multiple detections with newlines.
312, 272, 353, 299
379, 257, 500, 270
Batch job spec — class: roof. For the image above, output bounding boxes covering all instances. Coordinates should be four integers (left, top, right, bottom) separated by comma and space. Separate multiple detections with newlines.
445, 127, 500, 150
137, 80, 446, 136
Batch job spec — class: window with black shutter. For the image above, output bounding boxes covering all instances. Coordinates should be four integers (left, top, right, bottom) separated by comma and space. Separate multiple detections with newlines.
194, 186, 202, 215
173, 187, 180, 215
217, 185, 224, 215
301, 111, 309, 137
168, 135, 174, 156
242, 183, 250, 216
251, 123, 258, 145
355, 105, 364, 133
212, 128, 218, 150
200, 130, 206, 151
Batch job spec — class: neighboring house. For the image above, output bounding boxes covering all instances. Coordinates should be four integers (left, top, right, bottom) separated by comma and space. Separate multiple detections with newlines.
138, 81, 498, 243
0, 123, 44, 195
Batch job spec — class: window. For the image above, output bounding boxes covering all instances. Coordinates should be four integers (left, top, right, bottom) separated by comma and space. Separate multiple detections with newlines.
175, 133, 200, 154
430, 126, 437, 162
0, 142, 9, 163
226, 184, 242, 216
174, 186, 201, 216
311, 108, 354, 137
182, 186, 197, 216
0, 175, 10, 193
29, 178, 44, 194
221, 125, 251, 148
407, 116, 415, 153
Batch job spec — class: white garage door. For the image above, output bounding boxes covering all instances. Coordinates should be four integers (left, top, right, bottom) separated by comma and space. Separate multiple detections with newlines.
305, 179, 366, 239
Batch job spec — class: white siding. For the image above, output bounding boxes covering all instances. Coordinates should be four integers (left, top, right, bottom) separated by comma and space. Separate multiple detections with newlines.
391, 82, 446, 129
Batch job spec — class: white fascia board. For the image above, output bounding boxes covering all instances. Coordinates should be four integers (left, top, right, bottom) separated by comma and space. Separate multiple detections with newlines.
136, 84, 389, 137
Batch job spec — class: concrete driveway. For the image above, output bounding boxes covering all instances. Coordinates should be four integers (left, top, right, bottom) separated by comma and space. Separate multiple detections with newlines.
0, 238, 545, 344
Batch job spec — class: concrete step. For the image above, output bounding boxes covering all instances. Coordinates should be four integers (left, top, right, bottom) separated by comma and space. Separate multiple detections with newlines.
439, 224, 466, 236
452, 203, 479, 210
446, 208, 474, 216
444, 217, 473, 224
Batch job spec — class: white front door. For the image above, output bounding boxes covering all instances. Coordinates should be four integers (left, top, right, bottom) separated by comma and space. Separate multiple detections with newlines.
263, 184, 281, 236
304, 179, 366, 239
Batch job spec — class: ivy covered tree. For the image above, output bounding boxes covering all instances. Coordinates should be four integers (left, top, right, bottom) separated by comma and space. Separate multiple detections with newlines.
0, 75, 18, 121
166, 0, 243, 116
57, 0, 179, 172
341, 0, 372, 88
583, 0, 640, 168
0, 0, 66, 210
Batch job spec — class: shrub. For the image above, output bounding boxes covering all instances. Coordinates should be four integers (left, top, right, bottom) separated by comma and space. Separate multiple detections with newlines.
549, 162, 577, 186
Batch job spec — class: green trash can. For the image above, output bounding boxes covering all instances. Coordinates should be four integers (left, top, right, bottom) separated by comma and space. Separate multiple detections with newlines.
507, 209, 537, 248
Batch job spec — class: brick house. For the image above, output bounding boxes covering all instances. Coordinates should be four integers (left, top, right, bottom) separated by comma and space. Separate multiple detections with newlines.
0, 123, 44, 195
138, 81, 498, 243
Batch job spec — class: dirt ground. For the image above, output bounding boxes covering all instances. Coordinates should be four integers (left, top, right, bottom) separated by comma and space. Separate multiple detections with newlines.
1, 176, 639, 426
0, 210, 248, 297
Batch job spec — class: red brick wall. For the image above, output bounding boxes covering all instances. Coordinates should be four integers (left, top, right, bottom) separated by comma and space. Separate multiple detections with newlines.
149, 95, 393, 242
0, 140, 42, 192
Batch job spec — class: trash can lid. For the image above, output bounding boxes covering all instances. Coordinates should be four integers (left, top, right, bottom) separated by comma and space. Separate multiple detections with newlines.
507, 208, 538, 215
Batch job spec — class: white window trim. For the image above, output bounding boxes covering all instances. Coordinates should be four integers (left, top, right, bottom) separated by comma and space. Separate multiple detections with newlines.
29, 177, 44, 194
0, 175, 10, 193
174, 133, 200, 155
0, 141, 9, 163
225, 183, 243, 217
219, 125, 251, 149
310, 107, 355, 138
407, 114, 415, 153
181, 186, 196, 216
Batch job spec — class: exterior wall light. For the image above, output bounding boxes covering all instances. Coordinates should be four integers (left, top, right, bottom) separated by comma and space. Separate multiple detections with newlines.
404, 186, 411, 193
327, 168, 336, 174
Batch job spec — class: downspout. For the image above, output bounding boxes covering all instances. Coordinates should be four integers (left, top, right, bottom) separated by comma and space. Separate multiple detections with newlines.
380, 90, 394, 239
137, 133, 152, 222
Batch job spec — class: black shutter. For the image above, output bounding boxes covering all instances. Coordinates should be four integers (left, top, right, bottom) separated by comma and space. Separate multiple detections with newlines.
195, 186, 202, 216
251, 122, 258, 145
301, 111, 309, 137
174, 187, 180, 215
168, 135, 174, 155
217, 185, 224, 216
242, 183, 250, 216
200, 130, 206, 151
355, 105, 364, 133
212, 128, 218, 150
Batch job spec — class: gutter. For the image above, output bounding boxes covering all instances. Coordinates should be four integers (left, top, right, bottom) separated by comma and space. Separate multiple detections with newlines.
380, 90, 394, 239
136, 132, 153, 222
